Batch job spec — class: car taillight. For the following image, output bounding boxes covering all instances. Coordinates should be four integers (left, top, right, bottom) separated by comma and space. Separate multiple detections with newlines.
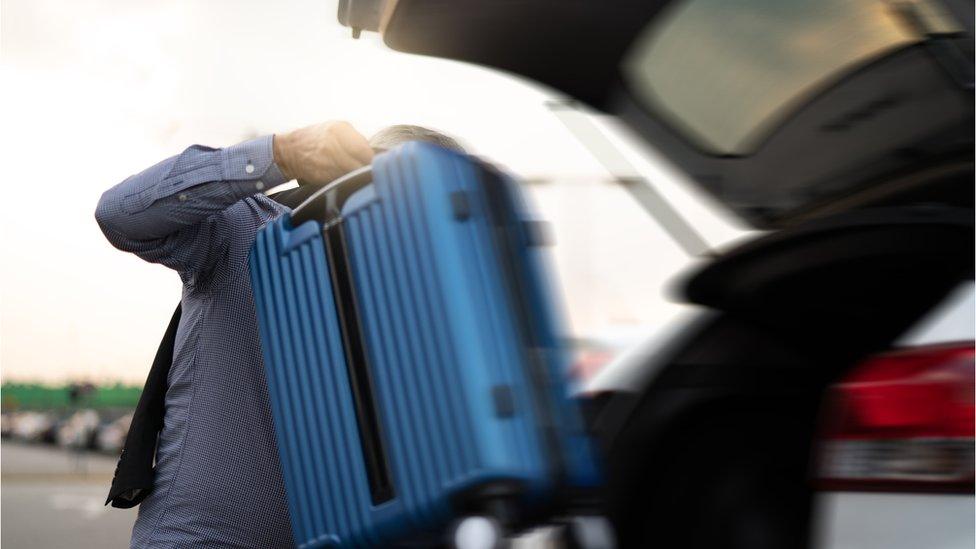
816, 343, 975, 493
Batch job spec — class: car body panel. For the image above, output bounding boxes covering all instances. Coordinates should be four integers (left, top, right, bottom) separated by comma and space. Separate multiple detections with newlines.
814, 492, 975, 549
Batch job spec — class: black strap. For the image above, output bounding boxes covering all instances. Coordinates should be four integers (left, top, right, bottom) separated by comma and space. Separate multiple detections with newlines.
105, 185, 325, 508
105, 305, 180, 507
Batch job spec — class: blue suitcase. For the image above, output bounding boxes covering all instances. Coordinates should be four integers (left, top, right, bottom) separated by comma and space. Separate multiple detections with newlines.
249, 143, 601, 548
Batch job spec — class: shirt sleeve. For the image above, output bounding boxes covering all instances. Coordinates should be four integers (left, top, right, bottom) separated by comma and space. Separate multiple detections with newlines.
94, 135, 289, 280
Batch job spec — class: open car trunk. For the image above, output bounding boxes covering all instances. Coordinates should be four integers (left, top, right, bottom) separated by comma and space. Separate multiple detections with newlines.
336, 2, 974, 547
336, 0, 973, 229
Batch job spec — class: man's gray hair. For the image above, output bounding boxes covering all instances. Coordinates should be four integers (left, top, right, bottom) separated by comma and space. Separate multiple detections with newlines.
369, 124, 466, 153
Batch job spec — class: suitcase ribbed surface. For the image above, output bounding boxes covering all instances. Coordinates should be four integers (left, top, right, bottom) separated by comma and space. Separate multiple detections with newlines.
250, 144, 599, 548
251, 219, 371, 547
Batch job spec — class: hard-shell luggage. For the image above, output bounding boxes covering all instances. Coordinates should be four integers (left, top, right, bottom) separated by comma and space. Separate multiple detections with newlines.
249, 143, 601, 548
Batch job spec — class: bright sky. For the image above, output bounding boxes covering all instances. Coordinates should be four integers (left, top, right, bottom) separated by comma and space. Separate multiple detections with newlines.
0, 0, 747, 383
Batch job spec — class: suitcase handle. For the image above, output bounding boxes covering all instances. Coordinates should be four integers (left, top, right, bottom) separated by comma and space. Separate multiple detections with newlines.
289, 165, 374, 228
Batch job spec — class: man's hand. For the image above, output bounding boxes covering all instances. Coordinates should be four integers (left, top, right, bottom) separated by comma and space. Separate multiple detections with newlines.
273, 121, 374, 185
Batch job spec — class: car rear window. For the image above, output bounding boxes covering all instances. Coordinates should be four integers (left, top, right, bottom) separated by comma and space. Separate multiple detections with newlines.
621, 0, 955, 155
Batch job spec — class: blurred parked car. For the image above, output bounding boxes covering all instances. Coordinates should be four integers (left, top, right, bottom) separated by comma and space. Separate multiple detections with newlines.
94, 412, 132, 454
9, 411, 56, 442
56, 409, 100, 449
3, 409, 132, 455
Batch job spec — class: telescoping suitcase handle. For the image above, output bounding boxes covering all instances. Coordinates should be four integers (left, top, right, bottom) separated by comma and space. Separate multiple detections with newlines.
290, 164, 374, 228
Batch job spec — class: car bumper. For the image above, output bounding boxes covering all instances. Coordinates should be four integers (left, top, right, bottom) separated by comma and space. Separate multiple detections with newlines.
813, 492, 975, 549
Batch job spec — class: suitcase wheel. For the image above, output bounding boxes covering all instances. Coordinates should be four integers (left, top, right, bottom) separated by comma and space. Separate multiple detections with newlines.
451, 515, 503, 549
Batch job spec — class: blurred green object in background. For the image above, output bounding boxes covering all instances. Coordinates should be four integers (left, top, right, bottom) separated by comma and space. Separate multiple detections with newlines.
1, 383, 141, 411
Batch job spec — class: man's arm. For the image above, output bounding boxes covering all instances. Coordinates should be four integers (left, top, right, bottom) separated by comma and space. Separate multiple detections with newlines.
94, 135, 286, 276
94, 123, 373, 278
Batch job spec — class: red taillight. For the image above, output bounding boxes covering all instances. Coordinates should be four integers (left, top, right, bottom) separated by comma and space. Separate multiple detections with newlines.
817, 343, 975, 493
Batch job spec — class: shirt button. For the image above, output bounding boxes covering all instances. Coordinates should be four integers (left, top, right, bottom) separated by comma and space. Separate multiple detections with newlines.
255, 181, 265, 191
178, 193, 188, 202
245, 163, 255, 174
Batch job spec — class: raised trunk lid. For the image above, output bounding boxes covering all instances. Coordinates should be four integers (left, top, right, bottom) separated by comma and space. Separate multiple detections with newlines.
337, 0, 973, 229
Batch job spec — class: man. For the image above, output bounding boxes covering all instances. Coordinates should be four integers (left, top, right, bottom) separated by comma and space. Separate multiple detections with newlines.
95, 122, 462, 548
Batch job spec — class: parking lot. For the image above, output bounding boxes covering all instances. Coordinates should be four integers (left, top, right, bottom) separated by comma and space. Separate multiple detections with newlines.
1, 442, 136, 548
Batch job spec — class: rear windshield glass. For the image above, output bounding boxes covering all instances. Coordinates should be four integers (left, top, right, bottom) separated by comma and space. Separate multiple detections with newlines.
622, 0, 935, 155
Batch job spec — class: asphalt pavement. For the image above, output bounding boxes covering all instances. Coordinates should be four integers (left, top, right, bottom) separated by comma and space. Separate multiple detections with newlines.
2, 441, 137, 549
